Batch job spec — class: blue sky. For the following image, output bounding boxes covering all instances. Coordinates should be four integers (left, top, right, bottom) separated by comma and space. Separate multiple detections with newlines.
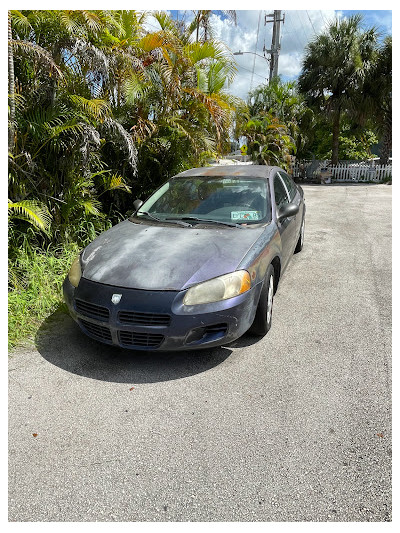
152, 8, 392, 99
340, 10, 391, 38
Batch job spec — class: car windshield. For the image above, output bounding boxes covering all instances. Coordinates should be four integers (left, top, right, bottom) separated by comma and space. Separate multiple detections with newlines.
133, 176, 271, 226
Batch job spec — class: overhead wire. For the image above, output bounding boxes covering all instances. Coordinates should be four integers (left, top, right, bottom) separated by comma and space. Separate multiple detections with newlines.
250, 10, 262, 91
262, 10, 267, 59
306, 10, 317, 34
283, 11, 308, 52
298, 11, 313, 43
235, 63, 268, 81
319, 10, 329, 27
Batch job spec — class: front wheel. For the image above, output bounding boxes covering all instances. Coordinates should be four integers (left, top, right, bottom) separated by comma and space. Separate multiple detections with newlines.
249, 264, 275, 336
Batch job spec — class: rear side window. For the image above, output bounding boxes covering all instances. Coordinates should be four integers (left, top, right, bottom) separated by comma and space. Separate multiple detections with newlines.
274, 174, 290, 209
278, 171, 298, 202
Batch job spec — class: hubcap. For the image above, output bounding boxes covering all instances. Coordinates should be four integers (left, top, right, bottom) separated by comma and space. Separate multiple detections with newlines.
266, 275, 274, 324
301, 221, 305, 246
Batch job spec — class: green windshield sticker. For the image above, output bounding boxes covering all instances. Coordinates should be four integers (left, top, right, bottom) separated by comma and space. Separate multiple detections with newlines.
231, 210, 261, 221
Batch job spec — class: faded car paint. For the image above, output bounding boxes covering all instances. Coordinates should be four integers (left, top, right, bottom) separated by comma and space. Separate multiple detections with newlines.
81, 220, 266, 291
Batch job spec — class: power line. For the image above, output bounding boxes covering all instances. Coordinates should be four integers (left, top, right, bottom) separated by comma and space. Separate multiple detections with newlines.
298, 11, 312, 43
250, 11, 262, 91
282, 12, 307, 54
235, 63, 267, 81
319, 10, 329, 26
306, 10, 317, 34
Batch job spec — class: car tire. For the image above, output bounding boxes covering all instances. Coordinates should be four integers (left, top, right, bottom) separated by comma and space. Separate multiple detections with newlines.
249, 264, 275, 336
294, 217, 305, 253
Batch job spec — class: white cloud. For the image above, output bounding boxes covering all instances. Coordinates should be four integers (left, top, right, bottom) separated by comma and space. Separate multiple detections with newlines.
208, 10, 337, 99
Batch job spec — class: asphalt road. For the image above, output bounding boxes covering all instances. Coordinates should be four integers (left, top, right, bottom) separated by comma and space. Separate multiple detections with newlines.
8, 183, 392, 522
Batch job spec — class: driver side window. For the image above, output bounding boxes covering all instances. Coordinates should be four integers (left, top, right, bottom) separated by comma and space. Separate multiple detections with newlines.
278, 171, 297, 202
274, 174, 289, 210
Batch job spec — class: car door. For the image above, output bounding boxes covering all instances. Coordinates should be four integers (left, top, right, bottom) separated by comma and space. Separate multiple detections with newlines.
273, 172, 297, 270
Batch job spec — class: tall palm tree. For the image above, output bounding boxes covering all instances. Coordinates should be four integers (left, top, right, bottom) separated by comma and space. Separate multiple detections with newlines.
298, 14, 378, 164
376, 36, 392, 165
360, 36, 392, 164
8, 11, 15, 153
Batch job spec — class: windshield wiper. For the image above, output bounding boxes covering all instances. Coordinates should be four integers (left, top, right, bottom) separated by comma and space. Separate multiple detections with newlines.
137, 211, 191, 227
166, 216, 243, 228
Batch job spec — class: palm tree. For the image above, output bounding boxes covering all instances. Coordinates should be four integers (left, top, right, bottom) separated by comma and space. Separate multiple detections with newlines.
123, 13, 239, 154
298, 14, 378, 164
243, 114, 295, 169
9, 9, 243, 246
8, 11, 15, 153
360, 36, 392, 164
376, 37, 392, 165
248, 78, 315, 158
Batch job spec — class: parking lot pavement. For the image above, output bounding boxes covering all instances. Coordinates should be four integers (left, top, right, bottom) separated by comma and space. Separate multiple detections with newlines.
8, 183, 391, 522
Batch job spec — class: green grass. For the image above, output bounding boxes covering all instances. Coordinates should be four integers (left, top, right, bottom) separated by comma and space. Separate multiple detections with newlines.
8, 244, 80, 350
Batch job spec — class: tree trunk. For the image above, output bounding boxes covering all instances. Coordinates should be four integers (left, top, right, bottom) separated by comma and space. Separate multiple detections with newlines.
195, 11, 200, 42
379, 108, 392, 165
8, 11, 15, 154
331, 110, 340, 165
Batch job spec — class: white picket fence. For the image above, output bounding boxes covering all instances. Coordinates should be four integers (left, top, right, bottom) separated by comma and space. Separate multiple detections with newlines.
329, 163, 392, 182
291, 161, 392, 182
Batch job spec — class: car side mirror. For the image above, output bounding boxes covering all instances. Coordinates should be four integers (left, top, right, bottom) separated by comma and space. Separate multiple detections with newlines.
133, 199, 143, 213
277, 202, 299, 222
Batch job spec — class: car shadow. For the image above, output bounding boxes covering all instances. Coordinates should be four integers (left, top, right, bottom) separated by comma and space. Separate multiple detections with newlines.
35, 306, 233, 384
224, 333, 263, 349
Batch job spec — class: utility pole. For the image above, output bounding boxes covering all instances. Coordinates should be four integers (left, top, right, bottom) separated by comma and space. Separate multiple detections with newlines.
264, 10, 285, 84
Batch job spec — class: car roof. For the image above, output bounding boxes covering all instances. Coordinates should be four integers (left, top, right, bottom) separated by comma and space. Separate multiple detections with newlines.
174, 165, 279, 179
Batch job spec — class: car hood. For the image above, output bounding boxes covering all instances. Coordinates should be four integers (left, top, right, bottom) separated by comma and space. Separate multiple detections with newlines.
81, 219, 265, 291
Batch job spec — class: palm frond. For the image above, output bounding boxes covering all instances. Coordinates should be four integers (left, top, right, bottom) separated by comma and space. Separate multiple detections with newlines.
185, 40, 232, 65
97, 172, 132, 194
163, 114, 215, 153
100, 118, 138, 173
68, 39, 109, 80
130, 117, 157, 143
79, 10, 105, 33
10, 39, 63, 78
123, 73, 150, 104
10, 10, 32, 39
152, 11, 178, 34
8, 199, 52, 232
59, 11, 83, 35
139, 32, 167, 53
82, 199, 103, 216
69, 95, 111, 121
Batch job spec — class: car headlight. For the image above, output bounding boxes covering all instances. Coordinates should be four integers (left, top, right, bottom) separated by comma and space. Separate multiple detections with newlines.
68, 255, 82, 288
183, 270, 251, 306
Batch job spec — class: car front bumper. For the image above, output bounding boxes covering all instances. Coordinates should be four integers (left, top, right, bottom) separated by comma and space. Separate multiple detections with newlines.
63, 277, 263, 351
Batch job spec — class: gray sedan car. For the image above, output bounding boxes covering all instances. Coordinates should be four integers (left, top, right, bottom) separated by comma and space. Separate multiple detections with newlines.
63, 165, 305, 350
